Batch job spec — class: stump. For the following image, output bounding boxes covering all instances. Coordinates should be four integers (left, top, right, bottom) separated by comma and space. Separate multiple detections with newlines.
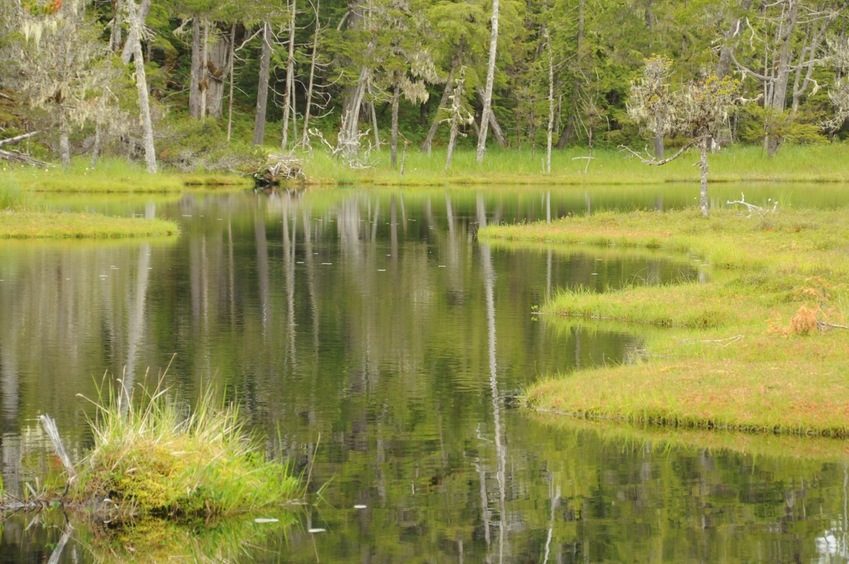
253, 154, 304, 186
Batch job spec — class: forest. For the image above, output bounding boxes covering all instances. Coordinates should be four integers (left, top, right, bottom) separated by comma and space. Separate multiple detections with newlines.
0, 0, 848, 174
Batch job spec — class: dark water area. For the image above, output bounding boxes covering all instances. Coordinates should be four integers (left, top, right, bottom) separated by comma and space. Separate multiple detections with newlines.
1, 186, 848, 562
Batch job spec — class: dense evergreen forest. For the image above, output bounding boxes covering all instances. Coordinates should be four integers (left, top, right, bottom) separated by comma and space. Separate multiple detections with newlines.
0, 0, 847, 172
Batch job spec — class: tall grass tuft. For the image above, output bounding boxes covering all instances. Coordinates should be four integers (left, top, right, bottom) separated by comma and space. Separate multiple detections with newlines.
73, 376, 299, 519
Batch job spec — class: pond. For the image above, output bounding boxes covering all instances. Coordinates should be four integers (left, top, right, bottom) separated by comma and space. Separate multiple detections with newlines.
1, 185, 848, 562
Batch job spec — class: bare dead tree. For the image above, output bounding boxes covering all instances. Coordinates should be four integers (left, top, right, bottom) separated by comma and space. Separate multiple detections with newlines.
624, 60, 744, 217
732, 0, 838, 155
476, 0, 500, 164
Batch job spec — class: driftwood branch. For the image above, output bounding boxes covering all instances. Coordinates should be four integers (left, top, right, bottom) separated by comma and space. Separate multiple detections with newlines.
726, 192, 778, 214
0, 131, 39, 147
0, 148, 51, 167
0, 131, 51, 167
38, 414, 77, 482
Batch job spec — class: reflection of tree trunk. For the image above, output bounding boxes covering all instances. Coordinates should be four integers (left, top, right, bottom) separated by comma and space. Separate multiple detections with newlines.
124, 244, 151, 393
255, 207, 270, 334
390, 195, 398, 264
227, 216, 236, 328
302, 205, 319, 350
282, 200, 297, 367
478, 195, 506, 563
543, 472, 561, 564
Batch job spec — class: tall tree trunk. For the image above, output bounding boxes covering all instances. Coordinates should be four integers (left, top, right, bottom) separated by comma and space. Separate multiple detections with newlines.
370, 100, 380, 148
253, 22, 272, 145
716, 0, 754, 78
476, 0, 500, 164
58, 113, 70, 166
445, 70, 465, 170
205, 28, 229, 118
557, 0, 585, 149
189, 18, 204, 119
128, 0, 157, 173
301, 0, 321, 146
339, 67, 368, 157
487, 106, 507, 148
699, 136, 709, 217
544, 24, 553, 174
390, 77, 400, 167
281, 0, 297, 149
653, 126, 664, 159
421, 54, 459, 154
200, 21, 209, 118
120, 0, 151, 63
766, 0, 798, 156
226, 23, 236, 142
111, 0, 124, 52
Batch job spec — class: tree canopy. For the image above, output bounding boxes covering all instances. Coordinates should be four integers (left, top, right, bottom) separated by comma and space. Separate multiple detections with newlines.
1, 0, 847, 168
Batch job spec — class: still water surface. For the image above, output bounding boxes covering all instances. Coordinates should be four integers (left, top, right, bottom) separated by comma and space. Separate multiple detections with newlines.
1, 186, 848, 562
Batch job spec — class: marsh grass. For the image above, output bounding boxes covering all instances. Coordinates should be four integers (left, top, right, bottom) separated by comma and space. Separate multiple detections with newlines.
3, 158, 252, 194
0, 210, 180, 238
296, 143, 849, 187
72, 377, 299, 519
482, 207, 849, 436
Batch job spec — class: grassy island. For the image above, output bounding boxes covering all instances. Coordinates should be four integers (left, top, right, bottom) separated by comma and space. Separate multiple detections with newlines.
480, 207, 849, 437
0, 210, 179, 238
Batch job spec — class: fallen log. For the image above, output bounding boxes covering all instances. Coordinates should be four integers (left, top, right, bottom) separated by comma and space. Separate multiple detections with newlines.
0, 131, 51, 167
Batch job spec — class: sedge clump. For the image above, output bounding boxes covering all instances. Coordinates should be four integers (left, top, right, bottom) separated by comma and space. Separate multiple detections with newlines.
72, 378, 299, 519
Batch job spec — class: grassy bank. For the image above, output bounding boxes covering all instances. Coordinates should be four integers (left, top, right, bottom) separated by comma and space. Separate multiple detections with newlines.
297, 143, 849, 186
0, 210, 179, 238
2, 158, 252, 193
480, 207, 849, 436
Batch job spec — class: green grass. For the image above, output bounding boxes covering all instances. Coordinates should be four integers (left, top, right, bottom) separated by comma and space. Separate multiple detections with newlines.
2, 158, 252, 194
73, 378, 300, 519
294, 143, 849, 187
481, 207, 849, 436
0, 210, 179, 238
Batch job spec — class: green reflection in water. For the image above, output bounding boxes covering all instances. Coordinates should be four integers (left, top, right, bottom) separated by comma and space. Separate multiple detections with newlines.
1, 187, 848, 561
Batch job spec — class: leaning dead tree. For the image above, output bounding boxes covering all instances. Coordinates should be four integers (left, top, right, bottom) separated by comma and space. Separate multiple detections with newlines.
0, 131, 50, 167
623, 56, 744, 218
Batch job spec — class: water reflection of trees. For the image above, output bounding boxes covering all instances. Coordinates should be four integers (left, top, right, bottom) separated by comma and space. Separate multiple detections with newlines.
2, 190, 847, 561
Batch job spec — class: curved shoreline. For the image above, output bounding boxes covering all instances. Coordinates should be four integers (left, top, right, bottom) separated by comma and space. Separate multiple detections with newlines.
480, 208, 849, 437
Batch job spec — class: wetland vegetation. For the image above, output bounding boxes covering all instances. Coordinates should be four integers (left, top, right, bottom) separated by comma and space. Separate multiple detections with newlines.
482, 207, 849, 436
